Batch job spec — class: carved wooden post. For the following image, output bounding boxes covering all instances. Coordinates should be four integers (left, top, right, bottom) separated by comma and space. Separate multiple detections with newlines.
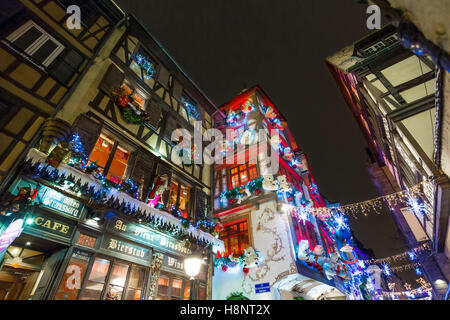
147, 253, 164, 300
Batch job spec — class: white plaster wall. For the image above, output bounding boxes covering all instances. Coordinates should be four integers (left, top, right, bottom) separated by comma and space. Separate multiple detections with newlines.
388, 0, 450, 54
212, 200, 298, 300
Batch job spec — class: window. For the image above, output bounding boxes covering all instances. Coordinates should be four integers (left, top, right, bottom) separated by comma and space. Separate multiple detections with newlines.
54, 250, 91, 300
88, 134, 131, 184
156, 273, 191, 300
5, 20, 65, 67
130, 50, 156, 81
79, 258, 147, 300
166, 178, 191, 219
80, 257, 110, 300
214, 168, 228, 210
121, 82, 146, 110
181, 93, 201, 124
229, 163, 258, 189
220, 219, 250, 255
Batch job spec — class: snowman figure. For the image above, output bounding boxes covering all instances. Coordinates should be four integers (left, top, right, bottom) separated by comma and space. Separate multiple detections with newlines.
277, 175, 292, 193
262, 175, 278, 191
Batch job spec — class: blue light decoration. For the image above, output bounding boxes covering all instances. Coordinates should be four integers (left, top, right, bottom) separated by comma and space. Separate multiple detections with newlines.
182, 95, 200, 120
408, 250, 417, 261
68, 133, 88, 169
333, 213, 348, 231
134, 54, 156, 79
407, 196, 427, 216
415, 266, 422, 276
382, 263, 392, 276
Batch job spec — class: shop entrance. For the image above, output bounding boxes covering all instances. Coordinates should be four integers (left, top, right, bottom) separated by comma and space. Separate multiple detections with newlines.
0, 233, 65, 300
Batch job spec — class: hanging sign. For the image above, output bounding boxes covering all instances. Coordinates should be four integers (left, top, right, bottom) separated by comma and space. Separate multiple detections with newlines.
106, 216, 192, 256
0, 219, 24, 254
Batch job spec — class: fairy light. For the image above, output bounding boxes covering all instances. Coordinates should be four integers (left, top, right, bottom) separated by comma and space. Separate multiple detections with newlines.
382, 263, 391, 276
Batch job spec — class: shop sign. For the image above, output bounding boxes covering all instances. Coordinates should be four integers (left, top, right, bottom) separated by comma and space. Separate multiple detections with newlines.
0, 219, 24, 254
106, 216, 192, 256
25, 214, 74, 239
40, 187, 83, 219
101, 236, 151, 262
162, 254, 185, 272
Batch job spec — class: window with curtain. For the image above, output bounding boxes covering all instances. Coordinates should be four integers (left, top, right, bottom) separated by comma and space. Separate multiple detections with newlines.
166, 178, 191, 219
156, 274, 191, 300
220, 219, 249, 255
229, 163, 258, 189
88, 134, 131, 185
121, 82, 146, 110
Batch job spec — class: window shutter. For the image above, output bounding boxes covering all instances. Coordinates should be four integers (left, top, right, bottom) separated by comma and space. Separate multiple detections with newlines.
146, 101, 162, 128
99, 63, 125, 94
172, 80, 183, 101
194, 188, 207, 221
157, 65, 170, 90
163, 115, 178, 139
72, 114, 102, 157
130, 151, 155, 201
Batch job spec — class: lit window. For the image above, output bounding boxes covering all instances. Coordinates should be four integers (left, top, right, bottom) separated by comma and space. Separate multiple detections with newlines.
166, 178, 191, 219
220, 219, 249, 255
88, 134, 131, 184
229, 163, 258, 189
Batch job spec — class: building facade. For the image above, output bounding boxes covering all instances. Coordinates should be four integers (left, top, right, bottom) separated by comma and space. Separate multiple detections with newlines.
0, 0, 223, 300
211, 86, 375, 300
327, 24, 450, 299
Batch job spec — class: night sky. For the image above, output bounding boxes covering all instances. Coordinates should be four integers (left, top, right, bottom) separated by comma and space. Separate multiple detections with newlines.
115, 0, 407, 258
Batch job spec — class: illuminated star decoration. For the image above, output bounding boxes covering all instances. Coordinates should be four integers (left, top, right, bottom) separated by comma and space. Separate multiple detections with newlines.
404, 283, 412, 290
382, 263, 392, 276
298, 208, 309, 225
415, 266, 422, 275
334, 213, 348, 231
407, 196, 427, 216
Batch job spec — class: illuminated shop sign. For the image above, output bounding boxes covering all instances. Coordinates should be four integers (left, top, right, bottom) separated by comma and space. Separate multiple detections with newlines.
162, 254, 185, 272
40, 188, 83, 218
25, 214, 75, 239
101, 236, 151, 263
106, 216, 192, 256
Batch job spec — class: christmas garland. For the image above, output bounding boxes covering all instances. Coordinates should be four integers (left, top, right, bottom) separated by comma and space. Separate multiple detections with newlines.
226, 292, 250, 300
111, 87, 152, 126
220, 177, 263, 205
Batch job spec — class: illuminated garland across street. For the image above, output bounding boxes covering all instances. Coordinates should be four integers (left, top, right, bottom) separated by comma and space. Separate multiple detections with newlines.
363, 243, 432, 264
293, 181, 432, 219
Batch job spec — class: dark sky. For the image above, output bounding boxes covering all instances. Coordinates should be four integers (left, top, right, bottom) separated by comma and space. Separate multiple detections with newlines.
115, 0, 407, 258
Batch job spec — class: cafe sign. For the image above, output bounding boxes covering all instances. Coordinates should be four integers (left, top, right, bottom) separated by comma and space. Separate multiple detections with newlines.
101, 236, 151, 263
106, 216, 192, 256
25, 214, 75, 240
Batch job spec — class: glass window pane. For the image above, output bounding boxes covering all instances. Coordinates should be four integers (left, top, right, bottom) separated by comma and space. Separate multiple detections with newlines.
198, 284, 206, 300
88, 258, 110, 283
183, 282, 190, 300
31, 39, 58, 65
166, 181, 179, 211
104, 284, 123, 300
109, 263, 129, 287
128, 266, 145, 289
54, 252, 90, 300
13, 26, 42, 51
157, 275, 169, 298
178, 184, 190, 214
124, 288, 142, 300
171, 278, 183, 299
81, 280, 104, 300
